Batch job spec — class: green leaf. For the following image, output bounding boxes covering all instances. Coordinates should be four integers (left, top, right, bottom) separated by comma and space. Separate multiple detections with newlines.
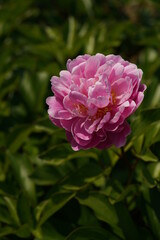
77, 192, 124, 239
0, 227, 15, 237
115, 203, 140, 240
7, 125, 33, 153
132, 148, 158, 162
62, 162, 104, 191
33, 123, 55, 134
78, 206, 99, 226
35, 192, 75, 227
66, 226, 120, 240
41, 223, 65, 240
81, 0, 93, 17
31, 165, 62, 186
39, 143, 73, 162
67, 17, 76, 49
19, 71, 49, 113
148, 162, 160, 181
0, 225, 31, 238
17, 24, 47, 42
0, 206, 13, 224
15, 224, 31, 238
133, 134, 144, 154
136, 162, 155, 188
131, 108, 160, 138
42, 148, 98, 166
7, 152, 36, 204
115, 185, 137, 203
143, 122, 160, 149
142, 187, 160, 239
3, 196, 20, 227
0, 0, 34, 34
17, 193, 34, 227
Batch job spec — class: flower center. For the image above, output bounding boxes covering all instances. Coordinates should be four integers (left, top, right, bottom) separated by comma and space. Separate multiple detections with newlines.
77, 104, 88, 115
89, 106, 109, 121
76, 103, 109, 120
95, 106, 108, 119
75, 95, 116, 120
111, 91, 116, 105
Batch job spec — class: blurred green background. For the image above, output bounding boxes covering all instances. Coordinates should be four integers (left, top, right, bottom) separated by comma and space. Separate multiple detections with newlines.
0, 0, 160, 239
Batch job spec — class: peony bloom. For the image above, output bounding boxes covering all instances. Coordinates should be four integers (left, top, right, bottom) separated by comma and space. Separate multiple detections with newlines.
46, 54, 146, 151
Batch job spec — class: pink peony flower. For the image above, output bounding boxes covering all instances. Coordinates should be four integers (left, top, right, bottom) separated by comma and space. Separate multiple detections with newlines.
46, 54, 146, 151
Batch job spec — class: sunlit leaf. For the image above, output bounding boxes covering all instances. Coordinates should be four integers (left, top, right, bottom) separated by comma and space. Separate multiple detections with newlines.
77, 192, 124, 239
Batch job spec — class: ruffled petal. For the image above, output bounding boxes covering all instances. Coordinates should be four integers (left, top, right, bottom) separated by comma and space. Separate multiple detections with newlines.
67, 54, 90, 72
88, 81, 110, 108
85, 56, 100, 79
51, 75, 70, 98
71, 119, 92, 146
96, 112, 111, 131
60, 118, 76, 131
84, 117, 101, 134
111, 77, 133, 105
63, 95, 88, 117
108, 121, 131, 148
108, 63, 124, 84
66, 131, 81, 151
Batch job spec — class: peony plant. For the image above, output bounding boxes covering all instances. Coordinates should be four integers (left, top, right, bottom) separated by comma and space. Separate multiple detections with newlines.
46, 54, 146, 151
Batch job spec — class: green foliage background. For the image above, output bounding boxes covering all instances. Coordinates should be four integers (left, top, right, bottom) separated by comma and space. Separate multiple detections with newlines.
0, 0, 160, 239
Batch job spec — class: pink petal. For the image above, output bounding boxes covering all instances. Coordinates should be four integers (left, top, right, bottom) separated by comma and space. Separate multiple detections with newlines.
67, 54, 90, 72
120, 100, 136, 118
88, 82, 110, 108
96, 63, 112, 77
96, 136, 112, 149
96, 112, 111, 131
63, 95, 88, 117
85, 56, 100, 79
72, 62, 86, 77
66, 131, 81, 151
106, 55, 124, 65
55, 110, 73, 120
69, 91, 88, 106
60, 70, 71, 84
49, 116, 62, 128
84, 133, 104, 149
104, 110, 124, 131
73, 119, 92, 141
46, 96, 63, 116
95, 53, 107, 65
60, 118, 76, 131
109, 109, 123, 124
108, 121, 131, 148
108, 63, 124, 84
84, 117, 101, 134
124, 63, 137, 74
47, 96, 73, 120
111, 77, 133, 105
139, 83, 147, 92
134, 91, 145, 109
51, 76, 70, 98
